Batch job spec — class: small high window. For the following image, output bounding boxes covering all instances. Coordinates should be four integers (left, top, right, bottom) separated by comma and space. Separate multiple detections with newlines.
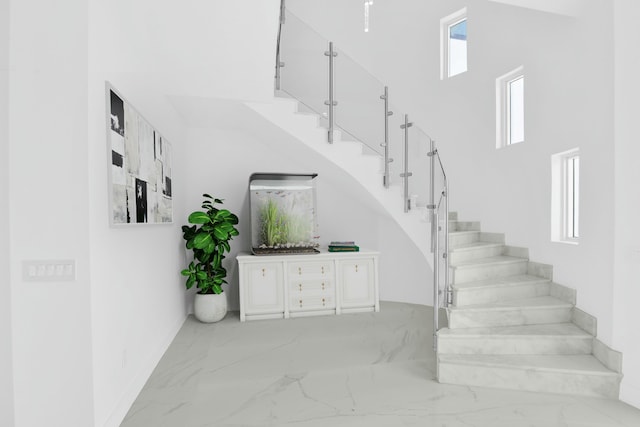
440, 8, 467, 79
496, 66, 525, 147
551, 148, 580, 244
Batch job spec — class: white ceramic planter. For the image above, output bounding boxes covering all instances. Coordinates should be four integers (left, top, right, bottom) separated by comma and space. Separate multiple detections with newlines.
194, 292, 228, 323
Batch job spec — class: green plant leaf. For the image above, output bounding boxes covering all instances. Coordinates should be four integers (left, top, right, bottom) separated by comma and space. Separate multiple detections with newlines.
215, 209, 231, 219
186, 275, 196, 289
203, 193, 212, 199
193, 232, 213, 249
229, 214, 239, 225
213, 228, 228, 240
188, 211, 211, 224
180, 269, 190, 276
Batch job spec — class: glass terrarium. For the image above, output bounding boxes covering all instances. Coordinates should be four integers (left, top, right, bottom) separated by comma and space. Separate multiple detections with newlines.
249, 173, 319, 255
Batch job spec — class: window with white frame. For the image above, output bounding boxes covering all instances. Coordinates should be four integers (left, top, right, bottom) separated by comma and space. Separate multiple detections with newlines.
551, 148, 580, 244
440, 8, 467, 79
496, 66, 525, 147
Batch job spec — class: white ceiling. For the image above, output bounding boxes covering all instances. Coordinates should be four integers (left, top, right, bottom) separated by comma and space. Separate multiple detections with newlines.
487, 0, 583, 17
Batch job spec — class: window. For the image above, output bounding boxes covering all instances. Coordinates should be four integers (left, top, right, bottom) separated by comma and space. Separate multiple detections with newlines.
551, 149, 580, 244
440, 8, 467, 79
496, 66, 525, 147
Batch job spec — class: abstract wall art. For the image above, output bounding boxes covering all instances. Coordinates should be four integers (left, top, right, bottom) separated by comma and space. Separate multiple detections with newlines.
107, 83, 173, 225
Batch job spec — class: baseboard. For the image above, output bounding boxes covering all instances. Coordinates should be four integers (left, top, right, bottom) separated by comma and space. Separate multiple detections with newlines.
100, 314, 186, 427
592, 338, 623, 373
527, 261, 553, 280
621, 382, 640, 410
572, 307, 597, 336
550, 282, 577, 305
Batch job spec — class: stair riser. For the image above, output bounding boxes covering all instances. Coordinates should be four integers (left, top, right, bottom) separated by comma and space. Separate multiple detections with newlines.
452, 261, 528, 284
449, 221, 481, 232
454, 282, 550, 306
438, 336, 592, 355
449, 245, 504, 264
438, 362, 620, 398
449, 232, 479, 248
448, 306, 572, 329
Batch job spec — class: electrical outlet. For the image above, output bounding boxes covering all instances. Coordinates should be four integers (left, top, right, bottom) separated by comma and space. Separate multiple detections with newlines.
22, 260, 76, 282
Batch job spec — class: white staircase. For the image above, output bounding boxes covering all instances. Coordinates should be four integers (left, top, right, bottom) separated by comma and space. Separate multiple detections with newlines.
246, 95, 622, 399
438, 214, 622, 398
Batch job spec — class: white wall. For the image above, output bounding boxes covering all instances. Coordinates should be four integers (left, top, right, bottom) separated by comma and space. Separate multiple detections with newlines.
87, 1, 281, 426
185, 125, 432, 312
613, 0, 640, 409
0, 0, 14, 425
288, 0, 617, 345
90, 0, 280, 103
9, 0, 95, 426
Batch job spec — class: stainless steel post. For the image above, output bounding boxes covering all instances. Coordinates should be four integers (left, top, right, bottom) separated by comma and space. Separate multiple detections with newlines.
444, 179, 452, 307
433, 209, 440, 352
428, 139, 436, 252
275, 0, 286, 91
324, 42, 338, 143
380, 86, 393, 188
399, 114, 413, 212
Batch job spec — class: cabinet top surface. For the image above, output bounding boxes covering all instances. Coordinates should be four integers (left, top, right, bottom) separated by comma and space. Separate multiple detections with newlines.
237, 249, 379, 262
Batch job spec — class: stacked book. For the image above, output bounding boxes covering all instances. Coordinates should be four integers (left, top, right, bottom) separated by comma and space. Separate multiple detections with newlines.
328, 241, 359, 252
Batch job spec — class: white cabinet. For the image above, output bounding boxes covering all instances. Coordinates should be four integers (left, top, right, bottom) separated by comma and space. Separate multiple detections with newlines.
338, 258, 376, 309
237, 250, 379, 322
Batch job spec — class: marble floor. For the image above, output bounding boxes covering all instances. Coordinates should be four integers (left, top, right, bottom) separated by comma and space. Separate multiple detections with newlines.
121, 302, 640, 427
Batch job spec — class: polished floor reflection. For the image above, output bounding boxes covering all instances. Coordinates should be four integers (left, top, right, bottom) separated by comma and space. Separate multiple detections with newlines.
121, 302, 640, 427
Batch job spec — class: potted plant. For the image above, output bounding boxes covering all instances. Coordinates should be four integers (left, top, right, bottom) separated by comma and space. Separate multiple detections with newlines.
181, 194, 239, 323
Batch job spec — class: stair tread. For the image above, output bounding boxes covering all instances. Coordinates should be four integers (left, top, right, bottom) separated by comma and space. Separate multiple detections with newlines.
449, 295, 572, 311
450, 242, 503, 252
438, 354, 618, 376
449, 230, 479, 236
438, 322, 591, 338
453, 274, 550, 290
451, 255, 527, 268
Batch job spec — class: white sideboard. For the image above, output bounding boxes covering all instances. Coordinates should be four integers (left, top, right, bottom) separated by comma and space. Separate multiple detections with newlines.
237, 250, 380, 322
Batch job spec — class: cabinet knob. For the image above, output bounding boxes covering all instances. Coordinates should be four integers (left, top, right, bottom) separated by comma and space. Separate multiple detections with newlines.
299, 284, 302, 291
299, 299, 303, 307
321, 282, 325, 290
262, 268, 265, 277
355, 264, 359, 273
321, 266, 325, 274
298, 267, 302, 275
322, 298, 325, 306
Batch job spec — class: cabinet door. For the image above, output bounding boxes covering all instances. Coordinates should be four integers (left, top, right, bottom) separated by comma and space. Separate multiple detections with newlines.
244, 263, 284, 315
338, 258, 375, 308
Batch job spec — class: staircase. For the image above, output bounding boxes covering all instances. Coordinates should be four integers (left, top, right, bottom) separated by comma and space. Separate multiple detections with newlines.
437, 213, 622, 398
248, 94, 622, 399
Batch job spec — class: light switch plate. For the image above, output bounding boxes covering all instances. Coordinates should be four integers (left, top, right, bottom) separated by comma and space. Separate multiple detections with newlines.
22, 260, 76, 282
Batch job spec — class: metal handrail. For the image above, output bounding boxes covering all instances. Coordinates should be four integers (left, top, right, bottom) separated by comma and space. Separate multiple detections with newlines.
428, 140, 450, 352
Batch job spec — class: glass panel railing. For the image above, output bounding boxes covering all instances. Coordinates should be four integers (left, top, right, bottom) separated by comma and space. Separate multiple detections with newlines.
387, 103, 405, 190
277, 6, 451, 344
334, 47, 385, 156
408, 125, 433, 211
278, 10, 329, 117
